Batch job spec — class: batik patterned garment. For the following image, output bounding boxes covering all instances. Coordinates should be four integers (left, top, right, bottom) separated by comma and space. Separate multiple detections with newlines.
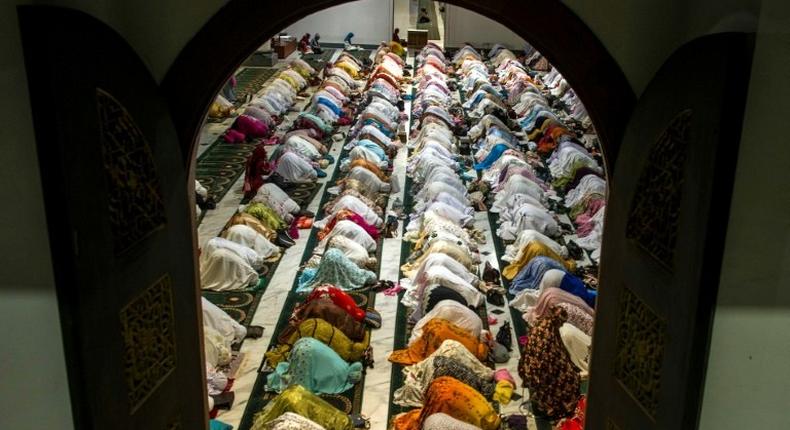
432, 356, 495, 399
392, 376, 501, 430
265, 318, 370, 366
266, 337, 362, 394
557, 302, 595, 337
519, 306, 581, 420
251, 386, 350, 430
281, 297, 367, 342
297, 248, 377, 293
394, 339, 493, 407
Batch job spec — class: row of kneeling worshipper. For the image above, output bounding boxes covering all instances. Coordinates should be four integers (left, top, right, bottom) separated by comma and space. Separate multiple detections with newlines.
244, 47, 408, 430
380, 42, 518, 430
458, 44, 601, 426
199, 58, 334, 421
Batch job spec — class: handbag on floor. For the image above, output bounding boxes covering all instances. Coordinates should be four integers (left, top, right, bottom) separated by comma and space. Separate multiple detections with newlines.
496, 321, 513, 351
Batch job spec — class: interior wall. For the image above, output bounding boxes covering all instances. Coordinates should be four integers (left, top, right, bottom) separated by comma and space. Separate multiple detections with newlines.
563, 0, 761, 96
283, 0, 394, 46
698, 0, 790, 427
444, 4, 525, 49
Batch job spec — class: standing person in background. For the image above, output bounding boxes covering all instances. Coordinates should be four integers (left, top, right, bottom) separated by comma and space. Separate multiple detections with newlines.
310, 33, 323, 54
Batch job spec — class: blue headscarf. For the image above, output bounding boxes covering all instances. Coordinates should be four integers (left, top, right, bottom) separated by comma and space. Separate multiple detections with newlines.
297, 248, 377, 293
559, 273, 597, 308
509, 256, 565, 295
474, 143, 510, 170
356, 139, 388, 161
266, 337, 363, 394
317, 96, 343, 116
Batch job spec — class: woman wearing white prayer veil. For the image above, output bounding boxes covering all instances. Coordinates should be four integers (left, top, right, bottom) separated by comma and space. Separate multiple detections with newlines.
200, 248, 260, 291
314, 194, 383, 229
492, 175, 545, 209
275, 151, 317, 183
409, 300, 484, 345
481, 153, 528, 185
420, 201, 473, 227
403, 265, 485, 322
221, 224, 281, 260
253, 183, 301, 221
284, 135, 323, 161
560, 323, 592, 376
202, 297, 247, 344
421, 167, 466, 190
416, 181, 467, 205
409, 252, 480, 286
346, 166, 392, 193
319, 219, 377, 252
327, 235, 376, 269
347, 144, 386, 166
497, 202, 559, 240
202, 236, 265, 270
413, 191, 473, 218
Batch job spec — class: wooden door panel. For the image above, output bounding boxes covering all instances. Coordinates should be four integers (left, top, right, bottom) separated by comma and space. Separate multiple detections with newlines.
18, 6, 206, 430
587, 33, 754, 430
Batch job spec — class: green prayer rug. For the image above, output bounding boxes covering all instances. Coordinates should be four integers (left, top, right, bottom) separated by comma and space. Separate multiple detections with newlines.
195, 138, 257, 217
235, 67, 278, 102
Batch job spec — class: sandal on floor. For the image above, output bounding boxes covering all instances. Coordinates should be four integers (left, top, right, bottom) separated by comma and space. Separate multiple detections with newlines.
350, 414, 370, 429
275, 230, 296, 248
364, 309, 382, 329
245, 325, 265, 339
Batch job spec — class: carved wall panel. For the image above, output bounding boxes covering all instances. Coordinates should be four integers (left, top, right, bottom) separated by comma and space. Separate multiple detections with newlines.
614, 287, 666, 417
625, 110, 692, 269
119, 275, 177, 412
96, 88, 167, 255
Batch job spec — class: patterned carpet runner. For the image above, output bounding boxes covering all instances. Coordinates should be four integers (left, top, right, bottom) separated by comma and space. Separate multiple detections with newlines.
235, 67, 279, 102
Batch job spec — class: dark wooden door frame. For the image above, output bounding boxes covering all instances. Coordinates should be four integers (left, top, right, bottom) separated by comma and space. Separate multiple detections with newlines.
162, 0, 635, 174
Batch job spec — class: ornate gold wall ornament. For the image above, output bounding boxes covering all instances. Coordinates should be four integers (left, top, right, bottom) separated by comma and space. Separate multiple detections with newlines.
625, 109, 692, 269
614, 287, 666, 418
119, 275, 177, 413
96, 88, 166, 255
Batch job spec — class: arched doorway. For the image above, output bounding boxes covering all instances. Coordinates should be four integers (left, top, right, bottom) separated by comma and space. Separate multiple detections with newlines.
18, 1, 753, 429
